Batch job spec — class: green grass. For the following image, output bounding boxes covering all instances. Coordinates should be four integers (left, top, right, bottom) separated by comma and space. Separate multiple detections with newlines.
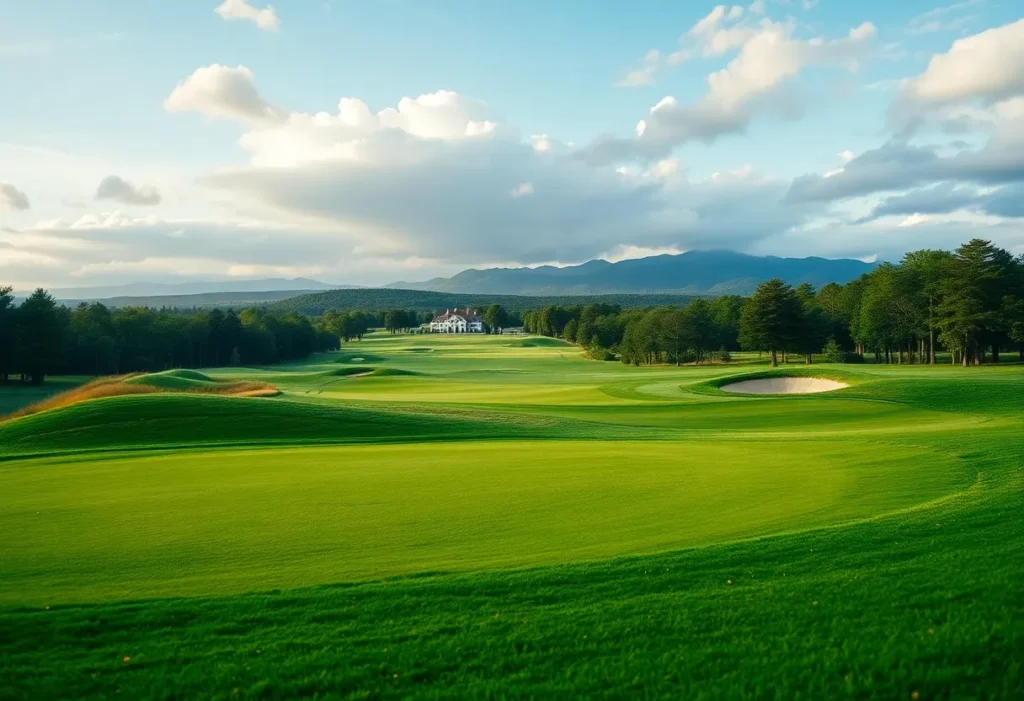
0, 333, 1022, 699
125, 369, 218, 390
0, 440, 972, 603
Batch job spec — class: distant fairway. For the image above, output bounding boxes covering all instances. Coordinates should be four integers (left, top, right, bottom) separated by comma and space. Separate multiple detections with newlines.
0, 332, 1021, 699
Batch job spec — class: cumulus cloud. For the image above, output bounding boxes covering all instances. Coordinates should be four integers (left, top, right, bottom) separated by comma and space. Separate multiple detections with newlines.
0, 182, 30, 210
215, 0, 280, 32
159, 66, 829, 265
902, 18, 1024, 104
892, 18, 1024, 133
165, 64, 285, 124
589, 15, 876, 164
95, 175, 162, 206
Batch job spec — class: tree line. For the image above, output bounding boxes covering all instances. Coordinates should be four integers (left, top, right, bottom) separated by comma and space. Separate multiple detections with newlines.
0, 288, 339, 384
521, 240, 1024, 367
4, 238, 1020, 383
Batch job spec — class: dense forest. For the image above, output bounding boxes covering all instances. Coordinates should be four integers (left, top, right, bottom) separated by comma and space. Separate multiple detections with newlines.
522, 240, 1024, 367
0, 289, 341, 384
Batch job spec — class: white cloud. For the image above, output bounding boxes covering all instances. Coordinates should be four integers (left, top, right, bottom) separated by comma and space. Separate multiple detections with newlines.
907, 0, 982, 35
602, 244, 685, 262
165, 64, 285, 124
895, 19, 1024, 114
0, 182, 30, 210
586, 17, 876, 164
215, 0, 280, 32
616, 49, 661, 87
650, 158, 680, 178
95, 175, 162, 206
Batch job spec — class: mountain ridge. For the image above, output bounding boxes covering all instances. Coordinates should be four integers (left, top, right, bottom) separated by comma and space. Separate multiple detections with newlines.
385, 250, 874, 296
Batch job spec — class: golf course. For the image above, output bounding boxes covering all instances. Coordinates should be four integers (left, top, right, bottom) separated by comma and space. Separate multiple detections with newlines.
0, 332, 1021, 698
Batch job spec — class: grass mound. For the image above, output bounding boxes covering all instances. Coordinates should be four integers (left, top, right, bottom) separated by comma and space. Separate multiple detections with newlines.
328, 367, 375, 377
3, 373, 278, 421
0, 394, 549, 458
510, 337, 573, 348
2, 376, 159, 420
326, 367, 421, 379
125, 369, 217, 389
368, 367, 421, 377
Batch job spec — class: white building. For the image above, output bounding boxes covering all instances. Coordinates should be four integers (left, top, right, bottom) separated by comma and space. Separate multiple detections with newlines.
430, 308, 484, 333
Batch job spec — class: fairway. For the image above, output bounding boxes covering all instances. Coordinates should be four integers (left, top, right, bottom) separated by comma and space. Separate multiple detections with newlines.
1, 332, 1022, 699
0, 440, 972, 603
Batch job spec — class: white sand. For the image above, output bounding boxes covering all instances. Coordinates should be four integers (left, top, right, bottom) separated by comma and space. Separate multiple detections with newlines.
721, 377, 849, 395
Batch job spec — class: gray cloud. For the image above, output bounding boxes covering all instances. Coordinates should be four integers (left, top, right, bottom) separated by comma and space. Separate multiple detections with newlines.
0, 182, 30, 210
856, 182, 983, 222
981, 184, 1024, 218
204, 132, 821, 265
787, 139, 1024, 203
857, 182, 1024, 223
95, 175, 162, 206
751, 217, 1024, 262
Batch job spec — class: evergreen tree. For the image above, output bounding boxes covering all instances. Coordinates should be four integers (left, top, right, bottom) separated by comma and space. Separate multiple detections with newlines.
938, 239, 1005, 366
17, 289, 64, 384
0, 286, 17, 383
738, 279, 802, 367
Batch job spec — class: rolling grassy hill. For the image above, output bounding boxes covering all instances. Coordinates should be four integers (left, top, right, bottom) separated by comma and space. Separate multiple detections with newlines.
0, 334, 1021, 699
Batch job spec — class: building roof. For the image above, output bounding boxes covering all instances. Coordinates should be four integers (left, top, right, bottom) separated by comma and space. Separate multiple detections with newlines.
432, 308, 481, 323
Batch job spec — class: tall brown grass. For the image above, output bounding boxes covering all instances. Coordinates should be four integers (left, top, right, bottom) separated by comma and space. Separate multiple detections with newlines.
2, 375, 279, 422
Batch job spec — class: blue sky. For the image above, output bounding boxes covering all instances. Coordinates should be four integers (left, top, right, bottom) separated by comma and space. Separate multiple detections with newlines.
2, 0, 1023, 288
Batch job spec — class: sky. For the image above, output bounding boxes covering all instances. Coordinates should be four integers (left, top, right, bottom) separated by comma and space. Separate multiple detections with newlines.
1, 0, 1023, 290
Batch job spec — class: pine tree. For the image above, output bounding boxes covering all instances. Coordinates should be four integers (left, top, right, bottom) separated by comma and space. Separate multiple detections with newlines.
739, 279, 802, 367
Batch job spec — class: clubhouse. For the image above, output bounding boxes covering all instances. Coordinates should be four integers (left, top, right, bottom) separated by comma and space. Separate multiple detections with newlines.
429, 308, 485, 333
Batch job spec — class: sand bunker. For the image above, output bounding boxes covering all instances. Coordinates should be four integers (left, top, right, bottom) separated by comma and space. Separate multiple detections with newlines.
721, 377, 849, 395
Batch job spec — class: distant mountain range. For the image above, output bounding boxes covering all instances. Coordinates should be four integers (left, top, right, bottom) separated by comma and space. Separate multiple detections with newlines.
14, 251, 875, 310
24, 278, 349, 300
386, 250, 875, 296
